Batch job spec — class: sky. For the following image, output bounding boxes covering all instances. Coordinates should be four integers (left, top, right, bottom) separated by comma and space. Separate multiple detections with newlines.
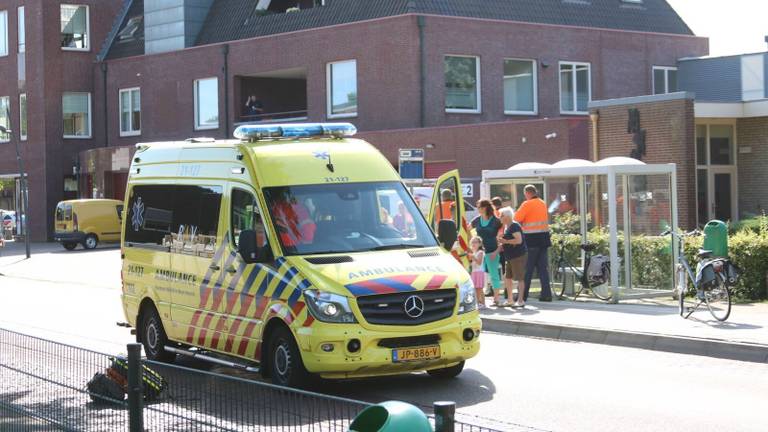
666, 0, 768, 57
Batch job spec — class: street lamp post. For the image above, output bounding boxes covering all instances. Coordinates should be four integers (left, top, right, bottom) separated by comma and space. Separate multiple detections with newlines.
0, 121, 31, 259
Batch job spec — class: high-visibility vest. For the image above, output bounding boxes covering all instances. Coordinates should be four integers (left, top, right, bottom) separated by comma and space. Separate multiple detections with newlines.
435, 201, 455, 220
515, 198, 549, 234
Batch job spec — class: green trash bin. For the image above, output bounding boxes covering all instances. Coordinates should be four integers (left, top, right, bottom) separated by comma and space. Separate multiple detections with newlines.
703, 219, 728, 258
349, 401, 433, 432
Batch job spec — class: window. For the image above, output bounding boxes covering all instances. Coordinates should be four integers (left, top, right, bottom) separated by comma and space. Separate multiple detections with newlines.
62, 92, 91, 138
17, 6, 24, 53
0, 10, 7, 57
445, 55, 481, 113
61, 5, 89, 50
125, 185, 223, 251
504, 59, 537, 115
559, 62, 591, 114
19, 94, 26, 141
231, 188, 270, 259
119, 88, 141, 136
194, 78, 219, 130
327, 60, 358, 118
653, 66, 678, 95
0, 96, 9, 142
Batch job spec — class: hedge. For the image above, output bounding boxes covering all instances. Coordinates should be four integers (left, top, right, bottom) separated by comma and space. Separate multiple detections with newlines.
550, 216, 768, 301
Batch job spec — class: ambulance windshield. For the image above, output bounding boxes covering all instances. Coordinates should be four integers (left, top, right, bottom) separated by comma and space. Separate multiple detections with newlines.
263, 182, 438, 256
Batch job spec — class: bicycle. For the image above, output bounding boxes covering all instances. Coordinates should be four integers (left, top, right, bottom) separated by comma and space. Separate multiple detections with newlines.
662, 229, 737, 322
550, 241, 613, 301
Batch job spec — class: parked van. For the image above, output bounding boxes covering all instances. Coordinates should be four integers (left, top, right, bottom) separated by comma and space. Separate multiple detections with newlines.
54, 199, 124, 250
121, 123, 480, 387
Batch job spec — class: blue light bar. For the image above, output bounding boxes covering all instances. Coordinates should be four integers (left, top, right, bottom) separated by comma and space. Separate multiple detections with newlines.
234, 123, 357, 141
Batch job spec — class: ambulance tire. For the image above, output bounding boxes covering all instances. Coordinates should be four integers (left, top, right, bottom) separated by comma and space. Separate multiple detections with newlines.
83, 234, 98, 250
62, 242, 78, 251
427, 361, 465, 379
139, 306, 176, 363
267, 326, 310, 388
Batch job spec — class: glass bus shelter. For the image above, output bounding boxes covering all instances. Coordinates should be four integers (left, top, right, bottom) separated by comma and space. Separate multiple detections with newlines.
481, 158, 679, 303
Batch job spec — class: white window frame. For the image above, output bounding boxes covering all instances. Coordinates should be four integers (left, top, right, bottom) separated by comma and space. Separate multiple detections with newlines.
0, 10, 8, 57
119, 87, 141, 137
60, 4, 90, 52
326, 59, 358, 119
559, 61, 591, 115
194, 77, 219, 130
444, 54, 482, 114
19, 93, 26, 141
62, 92, 92, 139
0, 96, 9, 143
17, 6, 24, 53
503, 58, 538, 116
652, 66, 678, 95
694, 121, 739, 225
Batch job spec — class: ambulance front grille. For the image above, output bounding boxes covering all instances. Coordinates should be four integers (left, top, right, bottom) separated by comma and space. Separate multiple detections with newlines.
356, 289, 456, 326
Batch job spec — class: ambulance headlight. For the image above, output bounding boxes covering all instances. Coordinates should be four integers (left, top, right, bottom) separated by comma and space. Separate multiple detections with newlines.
304, 290, 357, 323
458, 279, 477, 314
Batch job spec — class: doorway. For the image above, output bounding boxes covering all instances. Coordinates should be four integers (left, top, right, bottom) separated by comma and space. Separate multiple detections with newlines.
696, 123, 738, 225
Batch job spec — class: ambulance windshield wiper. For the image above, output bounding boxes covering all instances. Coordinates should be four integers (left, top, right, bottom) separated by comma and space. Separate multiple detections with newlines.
366, 244, 426, 251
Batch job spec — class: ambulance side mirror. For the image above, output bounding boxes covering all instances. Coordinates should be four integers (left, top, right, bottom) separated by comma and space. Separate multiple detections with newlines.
437, 219, 458, 251
238, 229, 273, 264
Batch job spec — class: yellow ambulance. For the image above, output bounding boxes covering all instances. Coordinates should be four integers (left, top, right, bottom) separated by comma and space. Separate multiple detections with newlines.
120, 123, 479, 386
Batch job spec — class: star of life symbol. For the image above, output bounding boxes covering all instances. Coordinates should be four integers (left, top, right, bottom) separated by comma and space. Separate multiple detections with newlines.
131, 197, 145, 232
313, 150, 330, 160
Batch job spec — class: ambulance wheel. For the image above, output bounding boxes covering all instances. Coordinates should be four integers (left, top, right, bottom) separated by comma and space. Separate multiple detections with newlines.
267, 326, 310, 387
62, 242, 78, 251
83, 234, 98, 250
427, 361, 465, 379
139, 306, 175, 363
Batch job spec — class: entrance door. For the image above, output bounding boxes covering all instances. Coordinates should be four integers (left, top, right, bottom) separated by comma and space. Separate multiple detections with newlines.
709, 169, 737, 222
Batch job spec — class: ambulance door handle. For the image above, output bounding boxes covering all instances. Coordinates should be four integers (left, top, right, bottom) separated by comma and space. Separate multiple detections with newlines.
225, 265, 237, 274
209, 264, 221, 271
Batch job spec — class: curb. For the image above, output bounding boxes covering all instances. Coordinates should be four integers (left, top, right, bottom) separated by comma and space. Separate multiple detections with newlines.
481, 317, 768, 363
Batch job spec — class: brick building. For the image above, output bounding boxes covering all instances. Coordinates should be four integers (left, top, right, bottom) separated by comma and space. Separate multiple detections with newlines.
0, 0, 708, 240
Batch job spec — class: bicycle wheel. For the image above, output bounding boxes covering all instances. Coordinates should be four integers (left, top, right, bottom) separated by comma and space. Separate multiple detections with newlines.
550, 260, 567, 298
676, 266, 686, 317
704, 274, 731, 322
590, 265, 613, 301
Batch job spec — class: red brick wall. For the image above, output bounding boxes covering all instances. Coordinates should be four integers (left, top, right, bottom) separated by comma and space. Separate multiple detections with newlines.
737, 117, 768, 218
590, 97, 697, 229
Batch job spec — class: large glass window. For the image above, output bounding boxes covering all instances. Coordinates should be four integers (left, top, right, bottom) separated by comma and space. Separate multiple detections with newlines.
19, 94, 26, 141
194, 78, 219, 130
63, 92, 91, 138
653, 66, 678, 95
119, 88, 141, 136
445, 55, 480, 113
559, 62, 591, 114
61, 5, 89, 50
0, 10, 7, 57
503, 59, 537, 114
0, 96, 9, 142
327, 60, 358, 118
125, 185, 222, 250
17, 6, 24, 53
263, 182, 438, 256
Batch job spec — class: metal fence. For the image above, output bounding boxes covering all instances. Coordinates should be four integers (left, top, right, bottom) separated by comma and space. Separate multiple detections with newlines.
0, 328, 506, 432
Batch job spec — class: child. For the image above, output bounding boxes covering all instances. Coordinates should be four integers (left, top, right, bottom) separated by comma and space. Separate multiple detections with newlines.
470, 236, 487, 309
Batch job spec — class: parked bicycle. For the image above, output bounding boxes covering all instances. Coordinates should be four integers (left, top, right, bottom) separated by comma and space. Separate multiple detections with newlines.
662, 229, 739, 322
550, 241, 613, 301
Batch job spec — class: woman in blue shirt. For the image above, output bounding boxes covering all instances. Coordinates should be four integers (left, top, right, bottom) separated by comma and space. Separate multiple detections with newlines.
471, 199, 504, 306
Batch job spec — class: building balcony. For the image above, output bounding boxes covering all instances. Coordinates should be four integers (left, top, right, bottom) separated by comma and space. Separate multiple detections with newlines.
235, 68, 308, 125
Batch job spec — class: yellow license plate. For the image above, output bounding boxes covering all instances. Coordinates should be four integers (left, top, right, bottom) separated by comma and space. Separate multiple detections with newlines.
392, 345, 441, 363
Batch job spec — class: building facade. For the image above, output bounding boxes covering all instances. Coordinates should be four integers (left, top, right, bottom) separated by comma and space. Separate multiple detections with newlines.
1, 0, 708, 239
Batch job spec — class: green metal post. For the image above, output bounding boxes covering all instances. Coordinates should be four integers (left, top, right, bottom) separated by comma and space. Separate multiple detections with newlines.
127, 343, 143, 432
434, 401, 455, 432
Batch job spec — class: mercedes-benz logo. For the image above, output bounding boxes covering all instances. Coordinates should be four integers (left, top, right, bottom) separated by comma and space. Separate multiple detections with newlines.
404, 295, 425, 319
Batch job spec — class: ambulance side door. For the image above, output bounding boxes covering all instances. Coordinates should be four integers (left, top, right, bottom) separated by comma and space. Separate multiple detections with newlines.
167, 184, 227, 345
427, 170, 470, 269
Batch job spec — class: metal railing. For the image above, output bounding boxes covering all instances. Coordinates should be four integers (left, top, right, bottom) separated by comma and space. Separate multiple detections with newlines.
0, 328, 506, 432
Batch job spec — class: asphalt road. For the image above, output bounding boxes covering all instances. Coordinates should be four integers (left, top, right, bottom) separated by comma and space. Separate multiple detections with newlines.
1, 246, 766, 431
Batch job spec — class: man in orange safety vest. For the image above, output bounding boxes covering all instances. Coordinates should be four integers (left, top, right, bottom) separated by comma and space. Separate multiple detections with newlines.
514, 184, 553, 302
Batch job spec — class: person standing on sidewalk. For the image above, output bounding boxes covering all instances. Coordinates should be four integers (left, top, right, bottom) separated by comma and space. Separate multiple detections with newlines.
515, 185, 553, 302
471, 199, 504, 306
498, 207, 527, 307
